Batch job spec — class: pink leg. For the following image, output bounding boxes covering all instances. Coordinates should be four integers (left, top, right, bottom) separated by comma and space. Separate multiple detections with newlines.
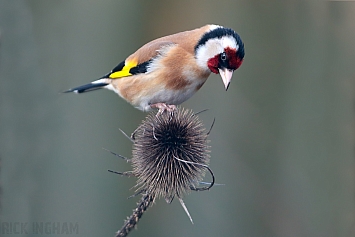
150, 103, 177, 116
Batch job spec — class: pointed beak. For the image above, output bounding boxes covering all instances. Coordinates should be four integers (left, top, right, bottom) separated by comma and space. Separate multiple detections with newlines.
218, 68, 234, 91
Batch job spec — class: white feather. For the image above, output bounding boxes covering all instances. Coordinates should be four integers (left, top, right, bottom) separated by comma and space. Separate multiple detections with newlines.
91, 78, 107, 84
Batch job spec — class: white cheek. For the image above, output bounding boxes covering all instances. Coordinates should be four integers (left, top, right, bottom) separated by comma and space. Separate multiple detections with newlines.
205, 40, 223, 57
195, 39, 223, 69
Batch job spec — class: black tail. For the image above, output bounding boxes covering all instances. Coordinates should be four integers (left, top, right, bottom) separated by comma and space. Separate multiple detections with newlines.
63, 82, 108, 94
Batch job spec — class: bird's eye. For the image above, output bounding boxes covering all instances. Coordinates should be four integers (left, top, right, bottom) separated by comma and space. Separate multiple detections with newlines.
220, 52, 227, 61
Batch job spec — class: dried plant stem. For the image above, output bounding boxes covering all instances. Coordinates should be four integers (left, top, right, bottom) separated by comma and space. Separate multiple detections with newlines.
115, 194, 155, 237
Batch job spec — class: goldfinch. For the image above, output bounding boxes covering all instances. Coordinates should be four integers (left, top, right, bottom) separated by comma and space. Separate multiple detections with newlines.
65, 24, 244, 113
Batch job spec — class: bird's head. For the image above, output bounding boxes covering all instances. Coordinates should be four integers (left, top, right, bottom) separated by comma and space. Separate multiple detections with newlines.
195, 25, 245, 90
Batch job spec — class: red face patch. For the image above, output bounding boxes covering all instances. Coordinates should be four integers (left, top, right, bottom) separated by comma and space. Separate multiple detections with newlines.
225, 47, 243, 70
207, 55, 219, 74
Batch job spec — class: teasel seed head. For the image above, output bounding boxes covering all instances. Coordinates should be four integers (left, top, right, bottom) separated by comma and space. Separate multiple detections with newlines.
132, 108, 210, 203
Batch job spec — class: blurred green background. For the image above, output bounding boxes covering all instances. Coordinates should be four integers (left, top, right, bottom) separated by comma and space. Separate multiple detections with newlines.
1, 1, 354, 237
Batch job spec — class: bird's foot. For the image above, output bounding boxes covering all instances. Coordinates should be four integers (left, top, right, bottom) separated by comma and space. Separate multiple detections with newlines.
150, 103, 177, 116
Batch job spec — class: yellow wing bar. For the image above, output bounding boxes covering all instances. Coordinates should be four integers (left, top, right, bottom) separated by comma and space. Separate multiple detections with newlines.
109, 59, 138, 79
